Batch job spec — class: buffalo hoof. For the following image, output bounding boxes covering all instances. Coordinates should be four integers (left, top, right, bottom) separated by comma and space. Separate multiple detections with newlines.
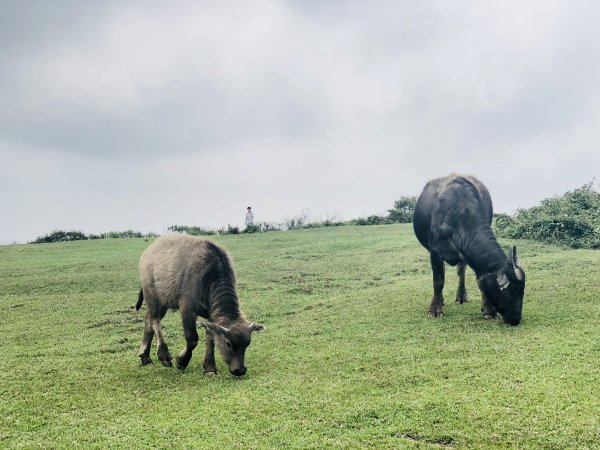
428, 310, 443, 318
205, 371, 217, 376
175, 356, 189, 371
203, 365, 218, 375
157, 346, 172, 367
482, 314, 496, 320
140, 355, 153, 366
455, 294, 468, 304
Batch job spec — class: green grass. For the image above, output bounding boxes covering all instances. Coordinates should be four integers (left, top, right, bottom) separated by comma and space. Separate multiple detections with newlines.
1, 224, 599, 449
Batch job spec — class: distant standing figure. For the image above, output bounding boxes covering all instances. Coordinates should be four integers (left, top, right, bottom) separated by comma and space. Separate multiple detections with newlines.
245, 206, 254, 227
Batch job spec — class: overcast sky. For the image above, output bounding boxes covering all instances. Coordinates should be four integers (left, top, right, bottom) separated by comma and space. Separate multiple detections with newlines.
1, 1, 599, 243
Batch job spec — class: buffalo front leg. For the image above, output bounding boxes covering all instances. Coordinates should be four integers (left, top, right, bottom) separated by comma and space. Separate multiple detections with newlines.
203, 332, 218, 375
477, 278, 497, 320
428, 252, 445, 318
176, 307, 198, 370
455, 263, 468, 304
481, 293, 497, 320
138, 311, 154, 365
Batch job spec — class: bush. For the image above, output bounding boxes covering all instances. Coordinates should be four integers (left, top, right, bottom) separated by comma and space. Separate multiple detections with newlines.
351, 215, 393, 226
495, 182, 600, 249
258, 222, 283, 232
31, 230, 88, 244
284, 211, 311, 230
102, 230, 143, 239
243, 222, 283, 234
242, 224, 261, 234
387, 196, 417, 223
301, 219, 345, 229
168, 225, 216, 236
31, 229, 157, 243
218, 225, 240, 235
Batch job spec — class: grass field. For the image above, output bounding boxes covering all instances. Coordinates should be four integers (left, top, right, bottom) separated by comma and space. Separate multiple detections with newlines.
1, 224, 599, 448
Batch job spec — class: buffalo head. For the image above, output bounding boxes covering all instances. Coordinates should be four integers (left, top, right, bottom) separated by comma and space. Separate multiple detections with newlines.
478, 246, 525, 326
200, 321, 264, 376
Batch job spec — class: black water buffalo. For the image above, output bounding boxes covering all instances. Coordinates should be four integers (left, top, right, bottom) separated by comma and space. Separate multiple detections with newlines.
136, 234, 264, 376
413, 174, 525, 325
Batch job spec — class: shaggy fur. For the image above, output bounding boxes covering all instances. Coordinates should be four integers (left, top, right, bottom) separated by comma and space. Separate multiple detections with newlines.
136, 234, 263, 375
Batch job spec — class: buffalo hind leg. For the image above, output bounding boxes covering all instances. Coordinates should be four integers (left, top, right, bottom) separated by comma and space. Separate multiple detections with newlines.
151, 312, 172, 367
455, 263, 468, 304
428, 252, 445, 318
176, 307, 198, 370
203, 332, 218, 375
139, 311, 154, 365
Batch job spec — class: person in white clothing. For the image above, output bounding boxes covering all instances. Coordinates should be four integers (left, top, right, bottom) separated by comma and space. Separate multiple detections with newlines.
245, 206, 254, 227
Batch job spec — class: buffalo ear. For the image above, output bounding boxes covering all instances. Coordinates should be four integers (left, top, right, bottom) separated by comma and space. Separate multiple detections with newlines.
496, 272, 510, 291
249, 322, 265, 332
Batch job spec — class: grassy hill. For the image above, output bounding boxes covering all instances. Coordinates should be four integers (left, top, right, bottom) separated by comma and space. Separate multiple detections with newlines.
1, 224, 599, 448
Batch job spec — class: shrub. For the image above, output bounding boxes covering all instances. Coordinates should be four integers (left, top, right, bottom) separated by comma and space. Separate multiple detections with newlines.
31, 230, 88, 244
218, 225, 240, 235
243, 222, 283, 233
168, 225, 216, 236
31, 229, 158, 243
102, 230, 143, 239
301, 219, 345, 229
243, 224, 261, 234
284, 211, 311, 230
495, 182, 600, 249
351, 215, 393, 226
387, 196, 417, 223
258, 222, 283, 232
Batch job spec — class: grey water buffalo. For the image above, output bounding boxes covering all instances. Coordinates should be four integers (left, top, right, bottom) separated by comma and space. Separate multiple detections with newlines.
413, 174, 525, 325
136, 234, 264, 376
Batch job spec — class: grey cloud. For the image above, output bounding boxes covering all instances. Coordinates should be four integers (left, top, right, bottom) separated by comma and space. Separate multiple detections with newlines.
1, 1, 599, 243
0, 1, 332, 158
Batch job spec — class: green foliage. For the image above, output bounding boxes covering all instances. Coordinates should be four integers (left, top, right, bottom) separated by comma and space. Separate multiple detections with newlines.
387, 196, 417, 223
31, 229, 157, 243
100, 230, 157, 239
300, 219, 345, 229
258, 222, 284, 232
351, 215, 393, 226
284, 211, 310, 230
495, 182, 600, 249
167, 224, 216, 236
346, 196, 417, 227
243, 222, 283, 234
2, 225, 599, 448
31, 230, 88, 243
242, 224, 261, 234
286, 212, 346, 230
218, 224, 240, 235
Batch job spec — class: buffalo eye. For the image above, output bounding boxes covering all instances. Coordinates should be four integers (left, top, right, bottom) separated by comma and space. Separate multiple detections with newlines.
225, 341, 232, 349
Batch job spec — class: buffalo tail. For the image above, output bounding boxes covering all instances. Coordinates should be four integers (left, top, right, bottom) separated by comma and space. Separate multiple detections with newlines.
136, 288, 144, 310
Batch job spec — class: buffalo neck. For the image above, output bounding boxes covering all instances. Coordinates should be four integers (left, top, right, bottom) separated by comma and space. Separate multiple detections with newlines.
462, 225, 507, 276
208, 282, 242, 323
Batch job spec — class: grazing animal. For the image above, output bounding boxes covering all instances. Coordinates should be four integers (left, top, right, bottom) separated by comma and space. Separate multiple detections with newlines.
413, 174, 525, 325
136, 234, 264, 376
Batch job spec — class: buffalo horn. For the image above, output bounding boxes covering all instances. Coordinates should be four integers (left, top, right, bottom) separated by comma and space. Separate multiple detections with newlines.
507, 246, 524, 282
